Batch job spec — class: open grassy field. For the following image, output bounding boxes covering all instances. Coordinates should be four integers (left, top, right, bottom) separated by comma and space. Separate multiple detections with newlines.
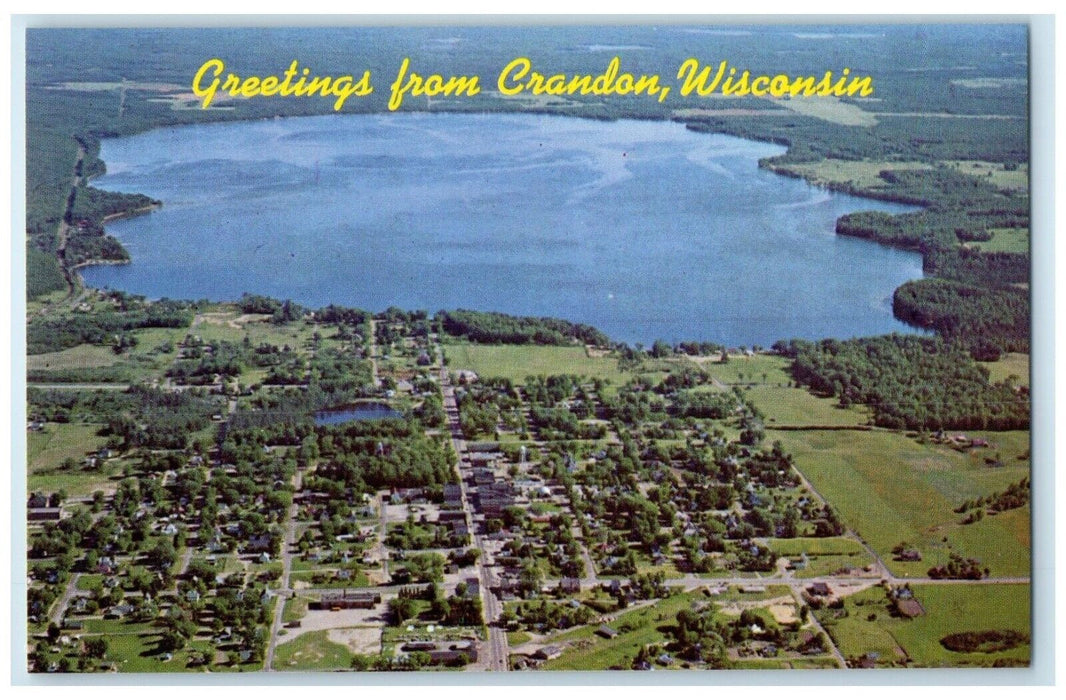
771, 429, 1030, 578
190, 309, 321, 350
695, 353, 792, 386
771, 96, 878, 127
27, 422, 122, 497
967, 227, 1030, 254
28, 344, 122, 371
979, 352, 1030, 387
539, 592, 703, 670
443, 343, 632, 386
743, 385, 870, 427
816, 583, 1030, 667
766, 537, 873, 578
943, 160, 1029, 192
274, 629, 353, 671
775, 159, 931, 189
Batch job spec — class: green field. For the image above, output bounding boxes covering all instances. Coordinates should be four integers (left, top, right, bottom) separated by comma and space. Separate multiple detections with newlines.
274, 630, 354, 671
743, 385, 870, 427
965, 227, 1030, 254
443, 343, 631, 385
943, 160, 1029, 192
979, 352, 1030, 387
539, 593, 701, 670
695, 353, 793, 386
27, 422, 121, 497
766, 537, 873, 578
771, 429, 1030, 577
28, 344, 122, 371
776, 159, 932, 189
816, 583, 1030, 667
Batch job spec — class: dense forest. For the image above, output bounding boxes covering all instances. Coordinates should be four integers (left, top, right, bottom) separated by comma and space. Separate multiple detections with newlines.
438, 309, 610, 347
774, 335, 1029, 430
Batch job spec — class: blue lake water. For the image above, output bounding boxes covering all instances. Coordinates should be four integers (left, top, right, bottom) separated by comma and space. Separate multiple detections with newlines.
314, 403, 403, 426
83, 112, 922, 346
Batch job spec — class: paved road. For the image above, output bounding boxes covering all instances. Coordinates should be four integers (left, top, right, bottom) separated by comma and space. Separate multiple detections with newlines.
29, 383, 131, 391
440, 366, 509, 672
263, 471, 302, 671
49, 573, 82, 626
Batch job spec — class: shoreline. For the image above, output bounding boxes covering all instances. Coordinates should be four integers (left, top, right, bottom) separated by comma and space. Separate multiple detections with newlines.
101, 202, 161, 224
73, 109, 931, 345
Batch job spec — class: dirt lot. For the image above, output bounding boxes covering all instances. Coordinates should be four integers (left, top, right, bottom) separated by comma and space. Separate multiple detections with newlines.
326, 627, 382, 655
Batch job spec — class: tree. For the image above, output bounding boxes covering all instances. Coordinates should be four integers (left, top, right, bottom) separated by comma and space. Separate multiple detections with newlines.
84, 637, 108, 658
389, 596, 417, 624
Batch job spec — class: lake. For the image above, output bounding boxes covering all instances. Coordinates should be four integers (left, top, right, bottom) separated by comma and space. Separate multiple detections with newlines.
314, 403, 403, 426
82, 112, 922, 346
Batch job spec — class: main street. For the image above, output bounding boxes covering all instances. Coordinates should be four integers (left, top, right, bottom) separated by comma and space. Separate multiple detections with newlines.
440, 365, 509, 672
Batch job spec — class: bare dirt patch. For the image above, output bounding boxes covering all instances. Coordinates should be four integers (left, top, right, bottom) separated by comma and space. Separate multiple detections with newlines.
326, 627, 382, 655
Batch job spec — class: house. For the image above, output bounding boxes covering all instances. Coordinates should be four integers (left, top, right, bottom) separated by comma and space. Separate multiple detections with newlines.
401, 640, 479, 664
596, 625, 618, 639
807, 582, 831, 597
106, 604, 136, 619
534, 645, 563, 660
559, 577, 581, 594
28, 508, 62, 522
246, 533, 272, 553
443, 484, 463, 508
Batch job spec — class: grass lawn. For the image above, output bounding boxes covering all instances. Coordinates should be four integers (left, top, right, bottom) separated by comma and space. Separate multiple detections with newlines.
816, 583, 1030, 667
507, 630, 532, 646
443, 343, 630, 386
282, 596, 310, 624
97, 631, 221, 672
772, 429, 1031, 577
274, 629, 353, 671
290, 569, 370, 588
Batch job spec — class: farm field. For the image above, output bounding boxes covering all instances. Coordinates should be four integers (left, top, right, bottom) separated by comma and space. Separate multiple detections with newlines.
816, 583, 1030, 667
743, 385, 870, 427
770, 429, 1030, 578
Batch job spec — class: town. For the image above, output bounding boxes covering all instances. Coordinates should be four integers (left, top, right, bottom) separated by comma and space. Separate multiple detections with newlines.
26, 295, 1031, 672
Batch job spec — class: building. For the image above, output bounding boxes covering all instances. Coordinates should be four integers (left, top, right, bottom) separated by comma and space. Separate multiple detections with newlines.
807, 582, 831, 597
313, 591, 381, 610
559, 577, 581, 594
443, 483, 463, 508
